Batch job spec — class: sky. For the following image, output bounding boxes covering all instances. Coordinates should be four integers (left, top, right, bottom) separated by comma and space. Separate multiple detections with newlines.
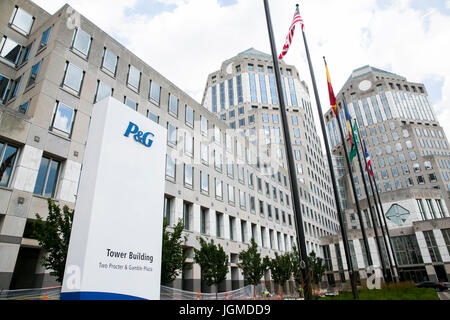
32, 0, 450, 141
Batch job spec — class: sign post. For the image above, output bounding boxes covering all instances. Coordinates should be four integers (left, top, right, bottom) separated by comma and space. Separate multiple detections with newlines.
61, 97, 167, 300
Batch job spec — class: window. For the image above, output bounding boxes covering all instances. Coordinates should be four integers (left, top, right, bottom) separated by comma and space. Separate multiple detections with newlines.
200, 208, 208, 235
94, 81, 112, 103
9, 6, 35, 36
19, 100, 30, 114
149, 80, 161, 105
165, 155, 176, 179
124, 97, 137, 111
228, 185, 235, 204
426, 199, 437, 219
436, 199, 446, 218
184, 131, 194, 156
5, 75, 22, 102
200, 116, 208, 136
17, 42, 33, 66
423, 231, 442, 263
214, 150, 222, 171
183, 202, 192, 230
0, 36, 21, 65
163, 196, 173, 225
0, 142, 19, 188
38, 27, 52, 50
185, 105, 194, 127
101, 48, 118, 76
167, 123, 177, 145
200, 143, 209, 164
0, 74, 10, 103
33, 156, 61, 198
71, 28, 92, 57
147, 111, 159, 124
51, 101, 75, 136
62, 62, 85, 95
215, 178, 223, 199
216, 212, 224, 238
184, 164, 193, 187
127, 65, 141, 91
168, 93, 178, 117
201, 171, 209, 193
26, 61, 41, 88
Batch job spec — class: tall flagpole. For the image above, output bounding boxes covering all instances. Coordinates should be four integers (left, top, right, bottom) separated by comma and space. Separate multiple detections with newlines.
352, 120, 388, 282
297, 4, 358, 299
361, 138, 399, 282
263, 0, 312, 300
324, 81, 373, 268
370, 162, 401, 281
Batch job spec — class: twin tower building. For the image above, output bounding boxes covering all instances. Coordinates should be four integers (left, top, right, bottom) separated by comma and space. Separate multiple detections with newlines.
0, 0, 448, 292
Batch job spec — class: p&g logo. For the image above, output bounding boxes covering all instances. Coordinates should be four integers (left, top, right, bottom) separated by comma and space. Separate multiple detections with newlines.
124, 122, 154, 148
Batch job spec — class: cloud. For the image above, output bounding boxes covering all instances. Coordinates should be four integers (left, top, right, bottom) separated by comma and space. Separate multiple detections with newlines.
32, 0, 450, 140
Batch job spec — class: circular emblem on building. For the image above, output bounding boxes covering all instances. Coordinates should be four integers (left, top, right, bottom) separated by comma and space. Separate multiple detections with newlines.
358, 80, 372, 91
226, 63, 233, 75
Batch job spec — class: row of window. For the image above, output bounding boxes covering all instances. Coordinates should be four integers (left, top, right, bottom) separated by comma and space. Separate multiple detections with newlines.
164, 196, 295, 251
165, 155, 292, 212
323, 228, 450, 270
0, 141, 61, 198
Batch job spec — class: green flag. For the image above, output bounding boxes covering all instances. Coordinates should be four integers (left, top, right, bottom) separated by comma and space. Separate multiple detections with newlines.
349, 122, 359, 162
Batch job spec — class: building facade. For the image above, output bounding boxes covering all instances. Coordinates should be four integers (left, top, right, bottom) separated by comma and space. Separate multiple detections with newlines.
202, 48, 340, 255
0, 0, 338, 292
323, 65, 450, 285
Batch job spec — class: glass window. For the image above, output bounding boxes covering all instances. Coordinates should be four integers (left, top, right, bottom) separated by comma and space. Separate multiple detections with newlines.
94, 81, 112, 103
200, 116, 208, 135
184, 164, 193, 187
51, 101, 75, 135
102, 48, 118, 75
0, 142, 19, 188
18, 42, 33, 66
9, 6, 34, 35
149, 80, 160, 104
33, 156, 61, 198
62, 62, 84, 94
167, 123, 177, 145
71, 28, 91, 56
147, 112, 159, 124
185, 105, 194, 127
26, 61, 41, 88
184, 131, 193, 156
6, 76, 22, 102
124, 97, 137, 111
165, 155, 176, 179
168, 93, 178, 116
0, 36, 21, 65
259, 74, 268, 104
0, 74, 11, 103
201, 171, 209, 193
215, 178, 223, 199
127, 65, 141, 90
39, 26, 52, 50
249, 73, 257, 103
19, 100, 30, 114
423, 231, 442, 263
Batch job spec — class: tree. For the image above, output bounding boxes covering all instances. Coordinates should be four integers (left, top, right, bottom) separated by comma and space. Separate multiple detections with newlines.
194, 237, 229, 298
237, 238, 268, 298
161, 219, 190, 286
266, 252, 292, 296
32, 199, 74, 283
290, 246, 312, 299
307, 250, 327, 290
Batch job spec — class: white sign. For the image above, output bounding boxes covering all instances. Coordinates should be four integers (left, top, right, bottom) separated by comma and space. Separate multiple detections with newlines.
61, 97, 167, 300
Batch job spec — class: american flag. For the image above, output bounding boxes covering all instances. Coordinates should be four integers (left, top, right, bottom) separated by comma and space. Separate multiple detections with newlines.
279, 6, 304, 61
363, 141, 373, 177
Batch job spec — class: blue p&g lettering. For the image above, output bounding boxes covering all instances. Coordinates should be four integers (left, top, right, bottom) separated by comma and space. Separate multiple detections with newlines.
124, 122, 154, 148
